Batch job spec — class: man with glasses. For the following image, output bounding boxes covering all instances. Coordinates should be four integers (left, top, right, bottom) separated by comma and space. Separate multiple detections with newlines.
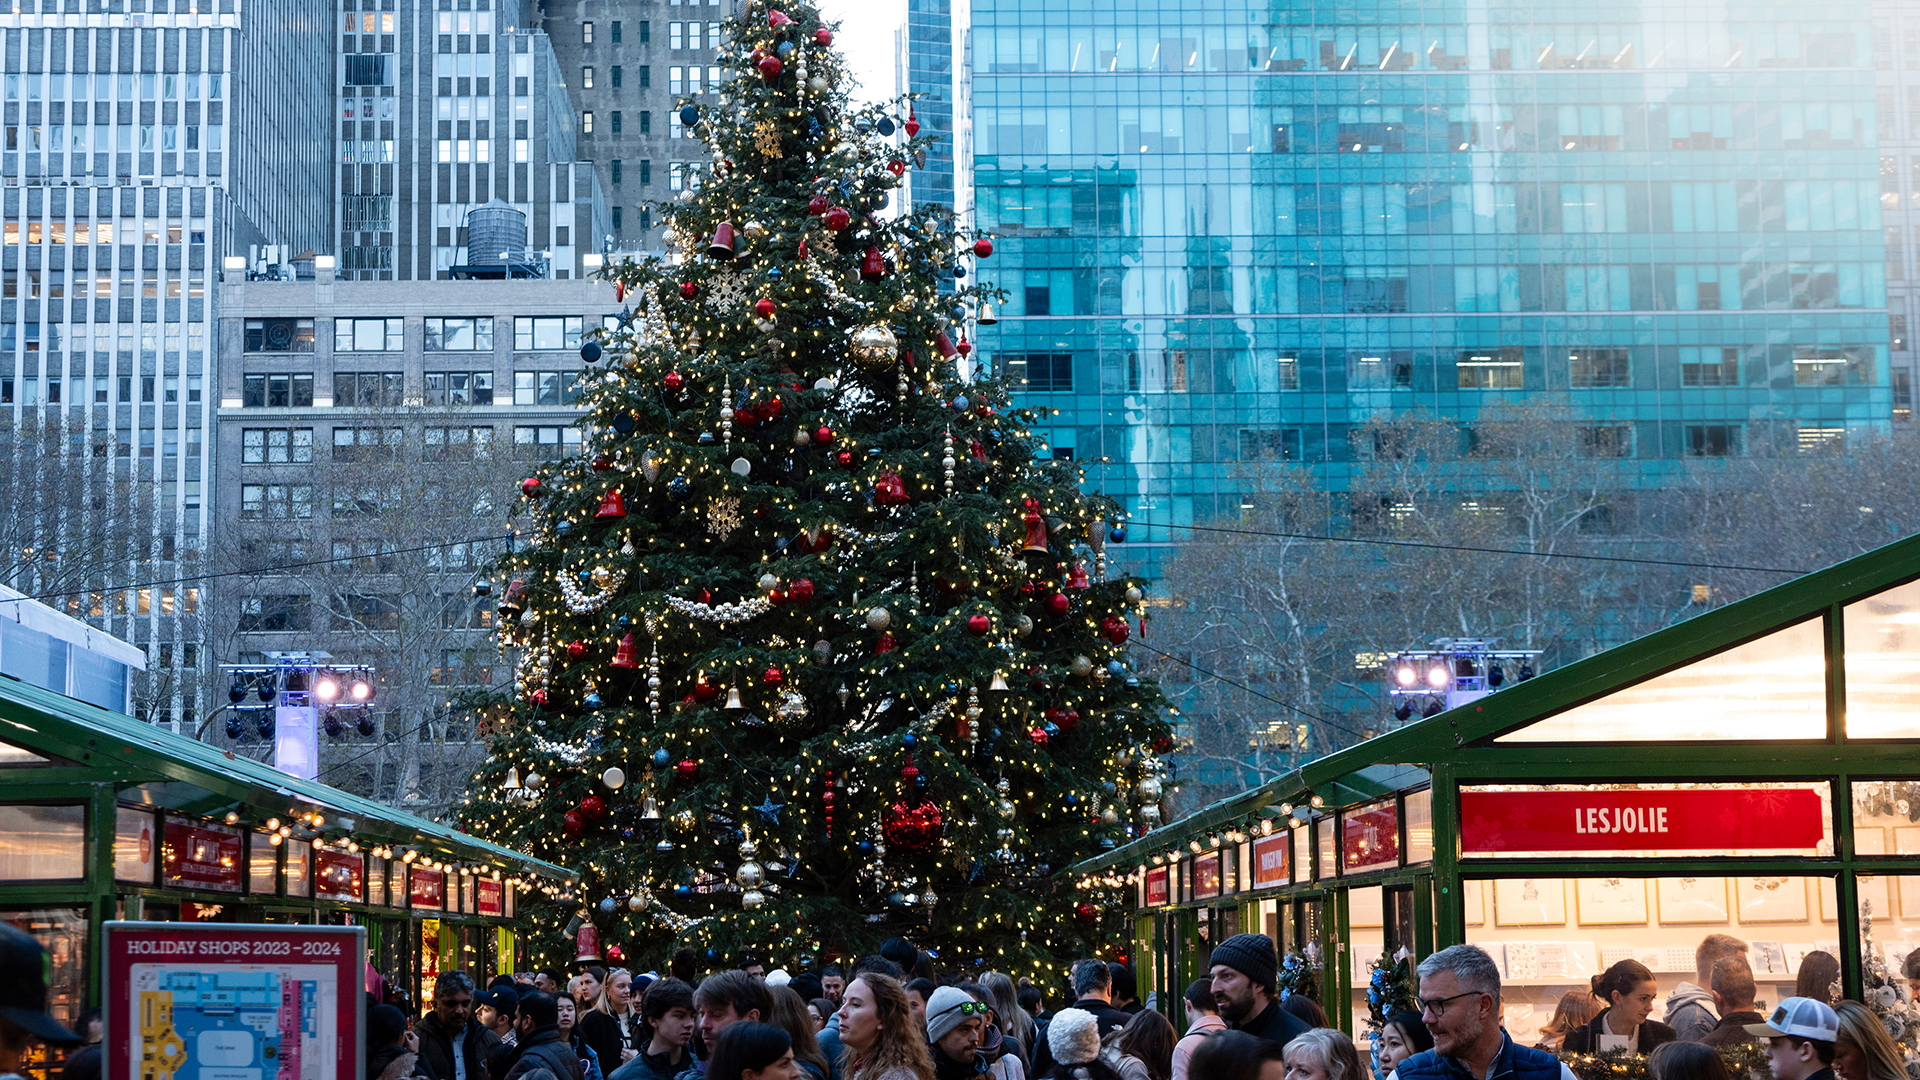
1389, 945, 1576, 1080
1209, 934, 1312, 1048
926, 986, 992, 1080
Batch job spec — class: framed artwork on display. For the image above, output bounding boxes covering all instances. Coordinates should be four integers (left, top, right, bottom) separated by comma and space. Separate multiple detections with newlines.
1657, 877, 1731, 924
1894, 827, 1920, 856
1349, 887, 1385, 930
1576, 878, 1650, 926
1820, 875, 1891, 921
1462, 880, 1486, 926
1857, 828, 1888, 856
1738, 876, 1809, 923
1494, 878, 1567, 927
1900, 877, 1920, 919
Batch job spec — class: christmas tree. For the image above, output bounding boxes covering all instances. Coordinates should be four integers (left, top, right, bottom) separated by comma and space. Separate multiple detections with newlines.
459, 0, 1173, 979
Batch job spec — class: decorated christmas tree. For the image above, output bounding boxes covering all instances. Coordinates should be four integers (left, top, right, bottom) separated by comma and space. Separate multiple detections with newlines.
458, 0, 1173, 978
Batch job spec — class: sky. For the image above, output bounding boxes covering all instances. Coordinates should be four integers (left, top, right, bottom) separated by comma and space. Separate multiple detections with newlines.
810, 0, 905, 109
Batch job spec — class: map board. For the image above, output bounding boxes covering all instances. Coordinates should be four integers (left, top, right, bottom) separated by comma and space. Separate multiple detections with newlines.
103, 923, 364, 1080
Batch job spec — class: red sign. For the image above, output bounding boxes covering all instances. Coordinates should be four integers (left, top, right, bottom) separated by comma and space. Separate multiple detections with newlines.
1252, 833, 1290, 888
1194, 853, 1222, 898
103, 922, 363, 1080
477, 879, 504, 917
1145, 867, 1170, 906
1344, 802, 1400, 871
410, 867, 445, 909
314, 850, 364, 902
1460, 787, 1825, 854
161, 817, 243, 893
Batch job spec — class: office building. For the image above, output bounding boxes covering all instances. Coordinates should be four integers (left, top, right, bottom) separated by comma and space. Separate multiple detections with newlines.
1876, 0, 1919, 417
0, 2, 333, 731
970, 1, 1893, 581
334, 0, 610, 278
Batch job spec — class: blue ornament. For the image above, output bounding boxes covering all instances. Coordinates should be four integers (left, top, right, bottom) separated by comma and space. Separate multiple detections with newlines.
1126, 675, 1140, 689
1066, 793, 1079, 805
903, 732, 917, 748
555, 520, 573, 536
698, 431, 716, 445
878, 117, 896, 136
953, 265, 966, 279
776, 40, 794, 57
612, 412, 636, 433
951, 394, 969, 410
579, 341, 603, 363
679, 104, 699, 126
668, 477, 692, 500
1107, 660, 1125, 676
1109, 524, 1128, 543
858, 840, 875, 855
654, 748, 671, 767
584, 692, 602, 709
768, 267, 782, 280
579, 570, 594, 583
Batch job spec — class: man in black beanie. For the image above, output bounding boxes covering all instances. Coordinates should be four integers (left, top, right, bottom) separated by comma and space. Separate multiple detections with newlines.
1210, 934, 1311, 1047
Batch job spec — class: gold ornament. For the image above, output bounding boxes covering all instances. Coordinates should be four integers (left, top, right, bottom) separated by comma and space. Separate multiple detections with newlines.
754, 120, 784, 158
707, 495, 744, 540
850, 324, 899, 368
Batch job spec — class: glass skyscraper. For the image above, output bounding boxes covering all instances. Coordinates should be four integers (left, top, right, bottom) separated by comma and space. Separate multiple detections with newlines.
969, 0, 1893, 577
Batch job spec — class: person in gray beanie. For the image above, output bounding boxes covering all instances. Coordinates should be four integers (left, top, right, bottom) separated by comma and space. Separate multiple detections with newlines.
926, 986, 991, 1080
1209, 934, 1311, 1048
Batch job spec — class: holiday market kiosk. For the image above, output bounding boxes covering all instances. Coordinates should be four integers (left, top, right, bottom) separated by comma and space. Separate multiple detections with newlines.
0, 668, 577, 1075
1074, 530, 1920, 1046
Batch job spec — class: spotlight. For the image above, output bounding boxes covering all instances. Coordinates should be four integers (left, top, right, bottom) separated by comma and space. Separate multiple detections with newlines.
1518, 663, 1535, 681
256, 675, 276, 702
225, 716, 245, 740
1393, 700, 1412, 722
284, 669, 309, 693
1393, 664, 1416, 688
228, 679, 247, 704
357, 713, 377, 737
314, 673, 342, 703
1422, 697, 1445, 718
255, 712, 276, 739
322, 712, 343, 738
349, 677, 374, 703
1426, 664, 1450, 689
1488, 663, 1505, 687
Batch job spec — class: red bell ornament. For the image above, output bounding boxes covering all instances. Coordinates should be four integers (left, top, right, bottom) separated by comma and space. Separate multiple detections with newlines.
757, 54, 784, 79
595, 489, 627, 519
574, 924, 602, 962
592, 456, 614, 472
613, 282, 626, 302
905, 109, 920, 136
1021, 499, 1050, 553
708, 221, 737, 259
611, 633, 638, 668
767, 8, 792, 27
973, 237, 994, 258
860, 246, 887, 281
935, 330, 957, 358
1067, 562, 1091, 589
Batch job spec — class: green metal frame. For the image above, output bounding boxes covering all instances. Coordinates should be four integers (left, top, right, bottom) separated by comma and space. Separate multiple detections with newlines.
1079, 531, 1920, 1014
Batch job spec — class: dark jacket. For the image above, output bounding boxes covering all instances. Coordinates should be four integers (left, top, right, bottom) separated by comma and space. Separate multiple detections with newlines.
59, 1044, 101, 1080
1233, 999, 1313, 1048
1032, 999, 1130, 1075
1395, 1033, 1566, 1080
578, 1011, 643, 1078
503, 1027, 587, 1080
607, 1045, 698, 1080
417, 1012, 502, 1080
371, 1048, 433, 1080
1700, 1011, 1765, 1049
1560, 1011, 1677, 1055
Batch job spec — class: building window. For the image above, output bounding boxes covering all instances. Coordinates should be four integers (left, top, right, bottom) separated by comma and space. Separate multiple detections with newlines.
1894, 313, 1910, 352
514, 317, 584, 351
1002, 352, 1072, 392
424, 317, 494, 351
611, 160, 623, 185
612, 207, 623, 232
1681, 347, 1740, 387
241, 428, 314, 464
244, 318, 316, 353
242, 374, 316, 408
1685, 425, 1740, 457
238, 485, 313, 521
514, 371, 583, 406
424, 372, 495, 406
1895, 370, 1912, 422
1274, 357, 1299, 390
611, 111, 622, 134
1577, 425, 1633, 458
426, 426, 495, 460
641, 160, 651, 185
334, 318, 404, 352
1239, 429, 1301, 461
1568, 348, 1630, 388
333, 427, 403, 462
513, 425, 585, 458
639, 110, 650, 134
334, 372, 405, 407
639, 66, 651, 88
1793, 346, 1872, 386
669, 22, 682, 49
583, 20, 593, 43
582, 111, 594, 134
638, 20, 649, 42
1457, 348, 1523, 389
1349, 351, 1413, 389
237, 595, 313, 632
611, 20, 622, 42
612, 66, 624, 89
582, 67, 595, 89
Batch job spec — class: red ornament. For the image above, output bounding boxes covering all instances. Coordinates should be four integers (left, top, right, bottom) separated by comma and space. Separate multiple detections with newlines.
735, 408, 756, 428
1046, 592, 1071, 616
694, 675, 721, 702
680, 281, 699, 298
814, 425, 834, 444
1075, 902, 1098, 924
611, 633, 638, 668
973, 237, 994, 258
1058, 709, 1080, 735
520, 477, 543, 497
566, 639, 588, 659
906, 109, 920, 137
1066, 562, 1091, 590
824, 206, 852, 231
1029, 726, 1049, 745
797, 239, 809, 260
676, 757, 699, 779
887, 159, 906, 177
934, 330, 957, 358
767, 8, 792, 27
595, 489, 627, 519
882, 799, 945, 852
788, 578, 816, 603
874, 631, 897, 655
562, 811, 584, 836
836, 449, 856, 467
967, 613, 991, 635
1021, 499, 1049, 552
762, 397, 785, 421
697, 588, 713, 604
815, 27, 832, 45
580, 795, 608, 820
769, 586, 789, 606
808, 195, 830, 216
762, 666, 785, 687
664, 371, 685, 390
968, 438, 986, 460
529, 688, 549, 706
1103, 616, 1130, 644
606, 944, 625, 963
900, 762, 920, 782
755, 297, 776, 317
860, 246, 887, 281
957, 337, 973, 356
874, 469, 910, 506
758, 54, 784, 79
614, 282, 627, 302
592, 456, 613, 472
1151, 733, 1174, 753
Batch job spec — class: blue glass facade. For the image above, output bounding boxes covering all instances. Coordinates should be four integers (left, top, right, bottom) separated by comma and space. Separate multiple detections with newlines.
970, 0, 1892, 576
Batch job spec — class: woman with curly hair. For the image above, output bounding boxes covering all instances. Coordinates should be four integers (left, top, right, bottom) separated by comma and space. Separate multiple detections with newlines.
836, 973, 934, 1080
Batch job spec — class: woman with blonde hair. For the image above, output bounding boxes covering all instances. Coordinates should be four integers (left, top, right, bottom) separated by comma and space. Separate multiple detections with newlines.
1833, 1000, 1908, 1080
1281, 1028, 1364, 1080
580, 968, 643, 1069
836, 972, 935, 1080
982, 973, 1036, 1064
1534, 990, 1603, 1052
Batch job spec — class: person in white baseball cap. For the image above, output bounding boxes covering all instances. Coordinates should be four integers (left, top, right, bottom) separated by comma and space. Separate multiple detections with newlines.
1744, 997, 1840, 1080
